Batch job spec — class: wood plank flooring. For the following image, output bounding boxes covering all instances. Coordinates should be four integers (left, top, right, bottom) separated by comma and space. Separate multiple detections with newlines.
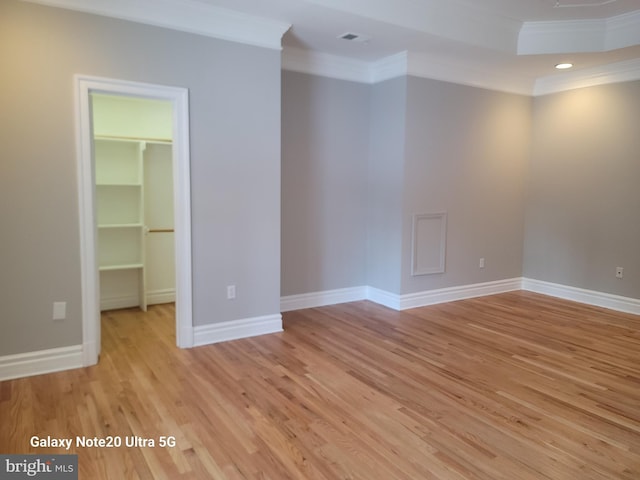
1, 291, 639, 479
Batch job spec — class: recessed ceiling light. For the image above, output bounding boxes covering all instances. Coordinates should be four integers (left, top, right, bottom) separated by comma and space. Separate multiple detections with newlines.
555, 63, 574, 70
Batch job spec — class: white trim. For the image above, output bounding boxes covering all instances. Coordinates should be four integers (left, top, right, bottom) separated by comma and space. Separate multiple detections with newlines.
518, 10, 640, 55
533, 57, 640, 96
99, 289, 175, 311
522, 278, 640, 315
370, 52, 409, 84
100, 294, 139, 311
282, 48, 372, 83
280, 286, 367, 312
75, 75, 194, 366
518, 18, 606, 55
24, 0, 290, 51
406, 52, 534, 96
75, 77, 101, 366
147, 288, 176, 305
169, 83, 194, 348
281, 48, 533, 95
21, 0, 640, 97
411, 212, 447, 276
397, 277, 522, 310
0, 346, 83, 381
606, 9, 640, 51
366, 286, 403, 311
283, 278, 523, 312
193, 315, 283, 347
281, 279, 640, 317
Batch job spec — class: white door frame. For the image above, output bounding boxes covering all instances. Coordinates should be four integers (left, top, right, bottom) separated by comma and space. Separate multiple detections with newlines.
75, 75, 194, 366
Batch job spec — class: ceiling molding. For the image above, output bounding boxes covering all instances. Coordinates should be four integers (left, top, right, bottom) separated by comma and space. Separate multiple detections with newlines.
406, 53, 533, 96
518, 9, 640, 54
282, 48, 533, 95
22, 0, 291, 50
533, 57, 640, 95
283, 47, 640, 97
23, 0, 640, 96
518, 18, 605, 54
282, 48, 372, 83
605, 9, 640, 50
370, 52, 408, 83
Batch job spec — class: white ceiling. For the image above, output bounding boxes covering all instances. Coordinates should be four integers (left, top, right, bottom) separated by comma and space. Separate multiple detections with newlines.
26, 0, 640, 95
197, 0, 640, 94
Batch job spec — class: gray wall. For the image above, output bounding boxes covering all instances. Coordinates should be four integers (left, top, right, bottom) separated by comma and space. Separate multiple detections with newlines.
367, 77, 407, 294
281, 72, 369, 296
402, 77, 531, 293
525, 81, 640, 298
283, 74, 531, 296
0, 0, 281, 356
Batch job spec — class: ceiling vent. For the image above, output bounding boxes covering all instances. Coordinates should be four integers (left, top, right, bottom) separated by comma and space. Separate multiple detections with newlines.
337, 32, 371, 43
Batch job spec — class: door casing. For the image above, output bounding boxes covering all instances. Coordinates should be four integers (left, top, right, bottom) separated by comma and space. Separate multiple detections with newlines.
75, 74, 193, 365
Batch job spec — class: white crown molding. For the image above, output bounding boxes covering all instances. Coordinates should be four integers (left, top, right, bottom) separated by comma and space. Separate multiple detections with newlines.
406, 53, 534, 96
22, 0, 291, 50
29, 0, 638, 94
282, 47, 372, 83
370, 52, 409, 83
282, 48, 533, 94
533, 57, 640, 95
283, 46, 640, 96
518, 9, 640, 55
518, 18, 605, 54
606, 9, 640, 51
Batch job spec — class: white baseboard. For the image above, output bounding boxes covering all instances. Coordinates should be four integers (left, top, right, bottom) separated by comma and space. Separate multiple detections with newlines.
522, 278, 640, 315
280, 286, 367, 312
101, 289, 176, 311
147, 288, 176, 305
193, 314, 283, 347
100, 294, 139, 311
366, 286, 403, 310
282, 278, 522, 312
0, 345, 84, 381
398, 277, 523, 310
367, 277, 523, 311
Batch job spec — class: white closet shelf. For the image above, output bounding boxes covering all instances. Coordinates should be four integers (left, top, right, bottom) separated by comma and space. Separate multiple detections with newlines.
96, 182, 141, 187
94, 135, 172, 145
98, 223, 144, 229
99, 263, 144, 271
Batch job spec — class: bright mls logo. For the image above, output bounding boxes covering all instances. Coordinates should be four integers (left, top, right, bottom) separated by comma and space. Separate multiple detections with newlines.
0, 455, 77, 479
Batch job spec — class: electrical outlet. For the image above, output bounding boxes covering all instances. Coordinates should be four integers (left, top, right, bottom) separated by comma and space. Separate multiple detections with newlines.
479, 257, 485, 269
616, 267, 624, 279
227, 285, 236, 299
53, 302, 66, 321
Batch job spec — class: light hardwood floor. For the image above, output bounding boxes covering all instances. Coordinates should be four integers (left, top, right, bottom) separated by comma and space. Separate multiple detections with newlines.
1, 291, 639, 479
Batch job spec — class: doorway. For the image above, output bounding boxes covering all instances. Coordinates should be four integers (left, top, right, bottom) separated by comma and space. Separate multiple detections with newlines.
75, 76, 193, 366
92, 93, 175, 313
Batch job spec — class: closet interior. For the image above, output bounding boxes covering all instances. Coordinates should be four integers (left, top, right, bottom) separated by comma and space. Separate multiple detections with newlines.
92, 93, 175, 311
